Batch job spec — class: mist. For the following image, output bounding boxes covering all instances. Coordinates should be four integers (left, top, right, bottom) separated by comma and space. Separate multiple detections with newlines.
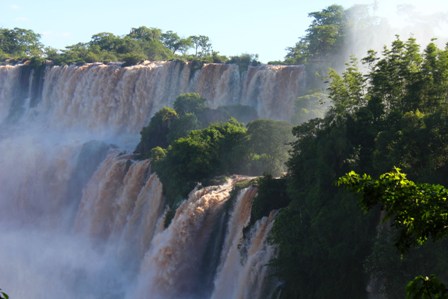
344, 1, 448, 64
0, 62, 287, 298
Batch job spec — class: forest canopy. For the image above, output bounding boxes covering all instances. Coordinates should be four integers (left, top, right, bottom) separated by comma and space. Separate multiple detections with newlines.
272, 37, 448, 298
0, 25, 261, 66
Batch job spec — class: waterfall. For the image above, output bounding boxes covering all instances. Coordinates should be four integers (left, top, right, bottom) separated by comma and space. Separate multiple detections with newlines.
0, 62, 293, 298
130, 182, 278, 299
1, 62, 305, 136
210, 188, 279, 299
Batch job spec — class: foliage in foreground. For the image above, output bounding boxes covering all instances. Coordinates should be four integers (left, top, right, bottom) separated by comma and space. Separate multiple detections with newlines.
406, 275, 448, 299
0, 288, 8, 299
338, 168, 448, 252
338, 168, 448, 298
272, 37, 448, 298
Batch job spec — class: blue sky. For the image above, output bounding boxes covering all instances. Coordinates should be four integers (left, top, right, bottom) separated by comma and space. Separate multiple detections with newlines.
1, 0, 447, 62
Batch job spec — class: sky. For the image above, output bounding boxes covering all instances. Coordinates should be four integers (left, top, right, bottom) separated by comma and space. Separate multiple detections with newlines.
1, 0, 448, 62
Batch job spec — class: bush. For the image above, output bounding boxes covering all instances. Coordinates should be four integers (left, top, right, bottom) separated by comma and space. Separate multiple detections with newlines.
121, 52, 146, 66
227, 53, 261, 73
249, 175, 290, 226
134, 107, 178, 158
153, 118, 247, 206
245, 119, 294, 176
173, 93, 206, 116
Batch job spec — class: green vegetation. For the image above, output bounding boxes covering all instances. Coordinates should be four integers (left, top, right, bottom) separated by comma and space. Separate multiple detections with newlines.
407, 275, 448, 299
268, 37, 448, 298
291, 92, 327, 124
0, 27, 43, 59
280, 5, 350, 124
134, 107, 179, 158
173, 92, 206, 116
55, 27, 174, 65
249, 175, 290, 226
0, 288, 8, 299
282, 4, 390, 123
226, 53, 260, 73
0, 25, 262, 68
161, 30, 192, 54
153, 118, 247, 205
338, 168, 448, 252
135, 93, 293, 207
338, 168, 448, 298
283, 4, 387, 70
245, 119, 293, 176
285, 4, 346, 66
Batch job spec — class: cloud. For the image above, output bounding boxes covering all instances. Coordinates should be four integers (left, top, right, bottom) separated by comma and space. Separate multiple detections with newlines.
9, 4, 20, 10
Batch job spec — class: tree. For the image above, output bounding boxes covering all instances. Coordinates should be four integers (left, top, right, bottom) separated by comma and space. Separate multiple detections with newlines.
338, 168, 448, 253
0, 27, 43, 57
60, 42, 91, 64
127, 26, 162, 41
189, 35, 212, 57
153, 118, 247, 205
273, 37, 448, 299
249, 175, 290, 226
89, 32, 121, 52
245, 119, 294, 176
134, 107, 178, 158
285, 5, 346, 65
327, 56, 366, 118
291, 92, 327, 124
173, 93, 206, 116
126, 26, 173, 60
226, 53, 260, 73
285, 39, 309, 65
111, 36, 142, 56
121, 52, 146, 66
306, 4, 346, 59
166, 112, 200, 144
161, 31, 192, 54
406, 275, 448, 299
338, 168, 448, 298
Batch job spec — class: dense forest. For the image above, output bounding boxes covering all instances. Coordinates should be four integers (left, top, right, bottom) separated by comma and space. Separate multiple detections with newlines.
0, 25, 260, 68
273, 36, 448, 298
2, 3, 448, 299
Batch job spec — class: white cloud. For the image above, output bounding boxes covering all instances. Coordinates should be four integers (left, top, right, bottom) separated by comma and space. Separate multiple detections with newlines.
9, 4, 20, 10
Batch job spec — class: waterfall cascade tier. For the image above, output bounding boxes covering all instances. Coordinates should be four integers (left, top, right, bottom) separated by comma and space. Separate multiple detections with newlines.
0, 62, 290, 299
0, 61, 305, 136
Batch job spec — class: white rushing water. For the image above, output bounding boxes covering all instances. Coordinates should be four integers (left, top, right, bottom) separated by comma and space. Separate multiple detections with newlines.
0, 62, 293, 298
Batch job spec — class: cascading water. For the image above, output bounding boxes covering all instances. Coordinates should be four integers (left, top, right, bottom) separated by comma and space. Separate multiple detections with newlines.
0, 61, 299, 298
